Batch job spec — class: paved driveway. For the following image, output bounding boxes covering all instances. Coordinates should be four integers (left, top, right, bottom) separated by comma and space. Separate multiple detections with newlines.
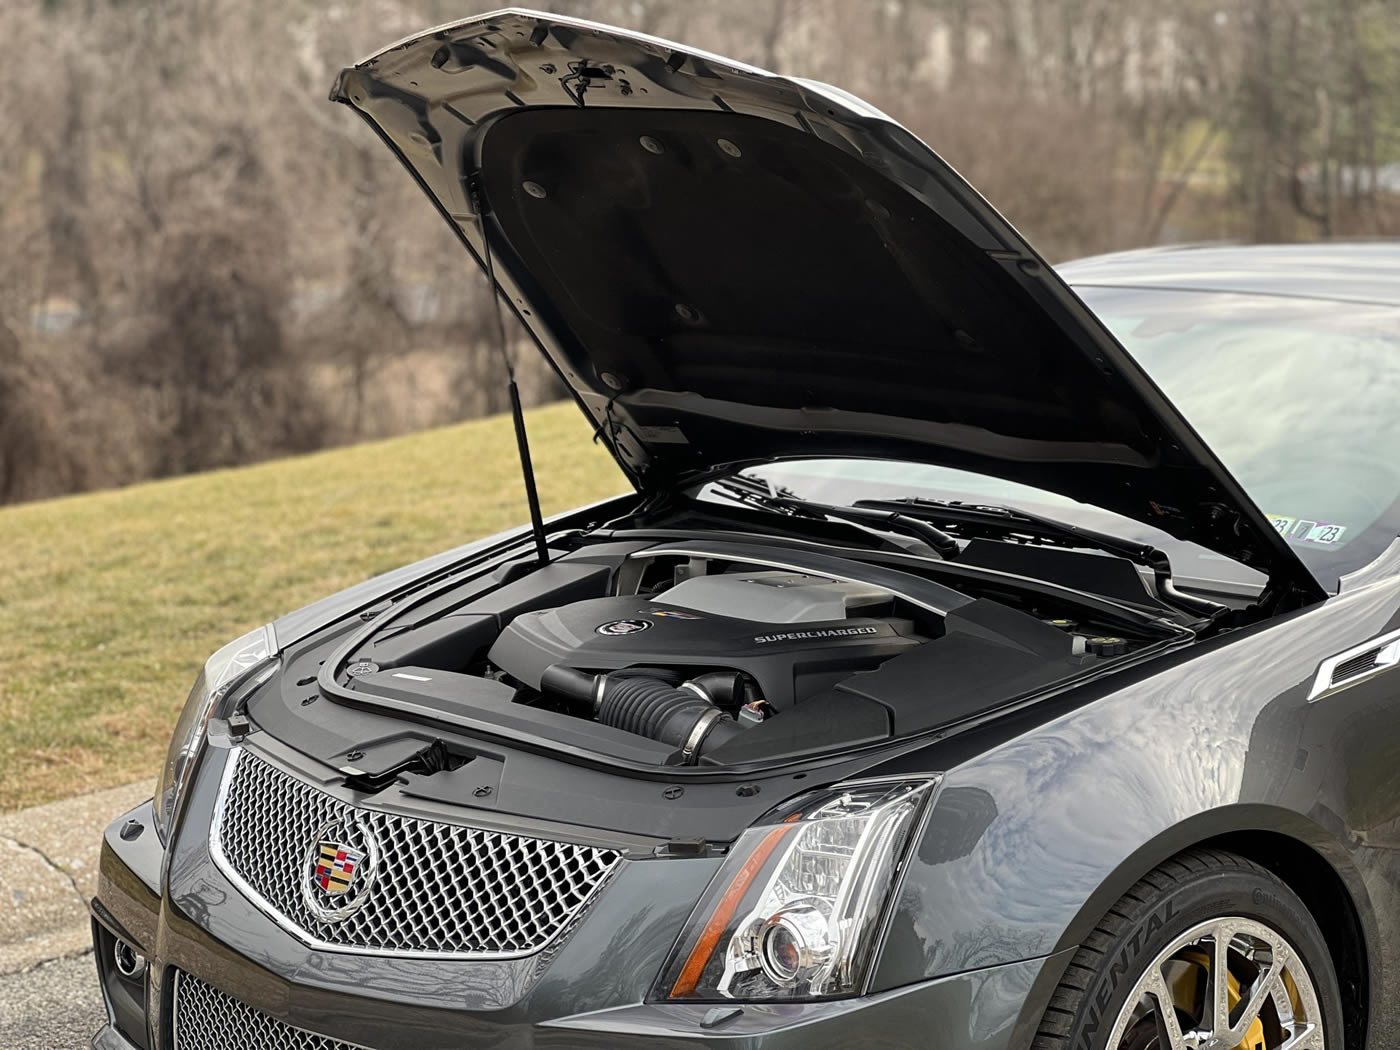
0, 952, 104, 1050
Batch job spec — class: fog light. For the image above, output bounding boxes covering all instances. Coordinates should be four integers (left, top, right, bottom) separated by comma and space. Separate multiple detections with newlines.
113, 939, 146, 980
757, 905, 833, 987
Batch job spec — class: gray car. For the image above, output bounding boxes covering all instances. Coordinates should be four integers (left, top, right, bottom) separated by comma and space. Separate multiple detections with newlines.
90, 10, 1400, 1050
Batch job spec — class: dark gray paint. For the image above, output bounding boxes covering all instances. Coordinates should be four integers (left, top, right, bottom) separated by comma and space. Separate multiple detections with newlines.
84, 11, 1400, 1050
95, 742, 1074, 1048
90, 561, 1400, 1048
868, 574, 1400, 1043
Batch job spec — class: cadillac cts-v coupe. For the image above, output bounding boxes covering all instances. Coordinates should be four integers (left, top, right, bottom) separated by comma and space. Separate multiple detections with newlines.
90, 10, 1400, 1050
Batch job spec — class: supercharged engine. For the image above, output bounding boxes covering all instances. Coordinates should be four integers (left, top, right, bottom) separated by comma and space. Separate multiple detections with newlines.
487, 570, 925, 762
335, 541, 1152, 768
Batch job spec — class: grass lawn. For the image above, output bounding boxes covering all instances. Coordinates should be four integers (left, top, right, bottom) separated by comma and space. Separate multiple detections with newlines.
0, 401, 624, 812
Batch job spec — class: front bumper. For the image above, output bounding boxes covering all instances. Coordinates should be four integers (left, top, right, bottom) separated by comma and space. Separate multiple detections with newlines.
90, 750, 1068, 1050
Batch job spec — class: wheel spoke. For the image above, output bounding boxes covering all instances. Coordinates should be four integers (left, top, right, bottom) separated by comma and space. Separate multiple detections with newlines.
1208, 924, 1233, 1035
1278, 1024, 1324, 1050
1270, 974, 1299, 1026
1105, 915, 1324, 1050
1143, 970, 1189, 1050
1225, 949, 1287, 1044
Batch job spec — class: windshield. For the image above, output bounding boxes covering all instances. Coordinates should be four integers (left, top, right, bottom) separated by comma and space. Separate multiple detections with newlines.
733, 286, 1400, 593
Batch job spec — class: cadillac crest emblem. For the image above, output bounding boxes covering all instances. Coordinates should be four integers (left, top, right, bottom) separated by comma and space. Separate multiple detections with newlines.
301, 818, 380, 922
314, 841, 363, 896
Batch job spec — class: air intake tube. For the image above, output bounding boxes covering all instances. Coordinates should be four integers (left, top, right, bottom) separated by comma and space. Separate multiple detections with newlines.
541, 665, 741, 764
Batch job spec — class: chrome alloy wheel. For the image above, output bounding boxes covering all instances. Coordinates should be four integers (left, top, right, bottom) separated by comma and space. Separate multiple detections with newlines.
1107, 916, 1324, 1050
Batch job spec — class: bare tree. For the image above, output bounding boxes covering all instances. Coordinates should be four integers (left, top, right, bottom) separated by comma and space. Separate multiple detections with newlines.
4, 0, 1400, 504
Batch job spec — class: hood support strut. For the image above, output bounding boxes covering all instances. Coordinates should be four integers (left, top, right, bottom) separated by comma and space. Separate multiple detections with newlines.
470, 173, 550, 567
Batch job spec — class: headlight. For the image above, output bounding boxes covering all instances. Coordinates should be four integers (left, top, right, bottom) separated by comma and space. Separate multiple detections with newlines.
152, 625, 277, 844
656, 776, 936, 1002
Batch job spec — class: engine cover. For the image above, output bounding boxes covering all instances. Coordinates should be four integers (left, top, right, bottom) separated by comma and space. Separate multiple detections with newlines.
487, 572, 923, 708
653, 571, 896, 623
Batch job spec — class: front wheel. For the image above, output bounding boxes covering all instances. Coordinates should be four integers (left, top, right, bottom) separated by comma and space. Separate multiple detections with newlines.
1033, 848, 1342, 1050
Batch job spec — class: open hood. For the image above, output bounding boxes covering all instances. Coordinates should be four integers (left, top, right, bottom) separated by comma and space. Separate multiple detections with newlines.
332, 8, 1324, 601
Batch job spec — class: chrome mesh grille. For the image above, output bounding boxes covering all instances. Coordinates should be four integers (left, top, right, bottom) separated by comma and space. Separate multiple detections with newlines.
173, 971, 371, 1050
213, 749, 622, 957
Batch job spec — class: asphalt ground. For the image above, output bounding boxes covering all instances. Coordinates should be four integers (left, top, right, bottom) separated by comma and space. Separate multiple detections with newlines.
0, 951, 104, 1050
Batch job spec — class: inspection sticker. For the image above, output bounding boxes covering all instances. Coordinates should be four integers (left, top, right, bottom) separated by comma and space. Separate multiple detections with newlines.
1296, 521, 1347, 545
1267, 515, 1347, 546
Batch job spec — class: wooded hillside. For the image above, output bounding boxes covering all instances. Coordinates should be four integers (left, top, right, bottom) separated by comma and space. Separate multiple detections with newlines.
4, 0, 1396, 503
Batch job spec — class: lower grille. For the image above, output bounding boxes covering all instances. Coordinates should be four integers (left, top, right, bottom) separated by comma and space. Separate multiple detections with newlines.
211, 748, 622, 958
173, 971, 370, 1050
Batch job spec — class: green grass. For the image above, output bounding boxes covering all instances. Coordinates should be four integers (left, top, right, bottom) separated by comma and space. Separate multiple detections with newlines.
0, 401, 624, 812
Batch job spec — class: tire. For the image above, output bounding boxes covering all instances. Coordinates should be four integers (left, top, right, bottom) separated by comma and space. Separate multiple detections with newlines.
1033, 848, 1344, 1050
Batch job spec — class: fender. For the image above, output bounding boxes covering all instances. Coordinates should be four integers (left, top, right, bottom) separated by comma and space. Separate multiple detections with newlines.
1053, 802, 1377, 960
868, 572, 1400, 1011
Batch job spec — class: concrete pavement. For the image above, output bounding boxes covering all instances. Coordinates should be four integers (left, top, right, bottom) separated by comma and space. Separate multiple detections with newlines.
0, 951, 104, 1050
0, 782, 151, 975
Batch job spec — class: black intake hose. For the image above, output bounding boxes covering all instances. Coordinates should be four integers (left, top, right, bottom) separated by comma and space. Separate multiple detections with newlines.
683, 670, 747, 709
541, 665, 741, 764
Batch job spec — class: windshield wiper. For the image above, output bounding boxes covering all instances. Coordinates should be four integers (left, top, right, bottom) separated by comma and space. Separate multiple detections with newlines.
852, 497, 1225, 620
707, 479, 1220, 622
709, 477, 961, 559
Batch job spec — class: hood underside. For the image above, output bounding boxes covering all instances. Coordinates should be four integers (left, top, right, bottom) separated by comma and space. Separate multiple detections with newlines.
332, 8, 1323, 599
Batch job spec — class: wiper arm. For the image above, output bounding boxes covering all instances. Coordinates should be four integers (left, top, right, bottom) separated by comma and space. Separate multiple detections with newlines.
853, 497, 1155, 561
709, 479, 961, 558
854, 497, 1224, 620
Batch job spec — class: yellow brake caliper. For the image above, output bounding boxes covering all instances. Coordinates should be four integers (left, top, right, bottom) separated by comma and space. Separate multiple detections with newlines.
1173, 948, 1268, 1050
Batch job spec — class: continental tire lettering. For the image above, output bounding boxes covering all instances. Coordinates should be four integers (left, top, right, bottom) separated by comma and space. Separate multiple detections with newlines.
1142, 905, 1170, 939
1075, 899, 1176, 1050
1108, 950, 1131, 990
1127, 927, 1144, 957
1081, 1007, 1100, 1047
1252, 888, 1281, 911
1251, 885, 1305, 925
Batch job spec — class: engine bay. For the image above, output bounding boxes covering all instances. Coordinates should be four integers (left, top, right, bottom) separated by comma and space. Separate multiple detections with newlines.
323, 538, 1175, 769
493, 569, 924, 703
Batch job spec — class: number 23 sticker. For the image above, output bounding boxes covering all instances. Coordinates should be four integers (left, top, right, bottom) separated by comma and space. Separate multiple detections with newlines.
1268, 515, 1347, 546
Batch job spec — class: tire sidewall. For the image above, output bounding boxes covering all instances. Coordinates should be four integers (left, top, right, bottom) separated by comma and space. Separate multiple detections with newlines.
1070, 868, 1343, 1050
